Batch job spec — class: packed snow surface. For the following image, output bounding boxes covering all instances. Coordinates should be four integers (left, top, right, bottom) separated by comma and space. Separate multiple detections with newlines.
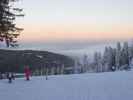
0, 71, 133, 100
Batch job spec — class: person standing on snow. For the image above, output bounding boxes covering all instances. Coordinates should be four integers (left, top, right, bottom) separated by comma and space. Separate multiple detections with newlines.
7, 72, 12, 83
24, 66, 31, 81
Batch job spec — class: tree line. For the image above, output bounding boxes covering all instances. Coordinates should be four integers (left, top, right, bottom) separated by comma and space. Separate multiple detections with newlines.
75, 41, 133, 73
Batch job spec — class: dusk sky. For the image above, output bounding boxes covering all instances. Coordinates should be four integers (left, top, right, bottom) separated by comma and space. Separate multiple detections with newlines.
16, 0, 133, 43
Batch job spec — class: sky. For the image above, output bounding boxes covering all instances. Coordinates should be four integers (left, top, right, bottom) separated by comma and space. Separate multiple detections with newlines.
15, 0, 133, 43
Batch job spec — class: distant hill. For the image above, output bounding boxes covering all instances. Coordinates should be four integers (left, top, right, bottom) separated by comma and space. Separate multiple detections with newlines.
0, 49, 74, 74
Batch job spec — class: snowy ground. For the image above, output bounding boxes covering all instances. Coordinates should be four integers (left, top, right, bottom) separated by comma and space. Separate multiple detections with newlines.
0, 71, 133, 100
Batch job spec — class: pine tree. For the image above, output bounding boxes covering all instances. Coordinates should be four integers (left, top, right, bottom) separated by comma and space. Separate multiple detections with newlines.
74, 58, 80, 74
115, 42, 122, 70
102, 46, 116, 71
93, 52, 102, 72
129, 40, 133, 61
82, 54, 88, 73
108, 47, 116, 70
103, 47, 110, 71
103, 47, 109, 71
94, 52, 98, 72
121, 42, 129, 65
120, 42, 131, 70
97, 52, 102, 72
0, 0, 24, 47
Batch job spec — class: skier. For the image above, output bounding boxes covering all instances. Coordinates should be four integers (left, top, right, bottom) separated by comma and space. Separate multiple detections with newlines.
24, 66, 31, 81
7, 72, 12, 83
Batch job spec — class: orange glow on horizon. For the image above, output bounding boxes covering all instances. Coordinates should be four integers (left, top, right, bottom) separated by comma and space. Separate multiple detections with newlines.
19, 22, 133, 43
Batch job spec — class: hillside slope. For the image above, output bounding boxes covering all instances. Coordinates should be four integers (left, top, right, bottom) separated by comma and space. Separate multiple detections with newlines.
0, 49, 74, 73
0, 71, 133, 100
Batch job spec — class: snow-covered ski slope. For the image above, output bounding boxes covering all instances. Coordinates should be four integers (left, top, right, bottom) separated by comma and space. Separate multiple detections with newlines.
0, 71, 133, 100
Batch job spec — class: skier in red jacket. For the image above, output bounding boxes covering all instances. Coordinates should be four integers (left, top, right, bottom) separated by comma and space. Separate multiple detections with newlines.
24, 66, 31, 81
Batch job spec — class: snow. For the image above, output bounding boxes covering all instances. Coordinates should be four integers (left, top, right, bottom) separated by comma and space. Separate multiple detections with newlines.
0, 71, 133, 100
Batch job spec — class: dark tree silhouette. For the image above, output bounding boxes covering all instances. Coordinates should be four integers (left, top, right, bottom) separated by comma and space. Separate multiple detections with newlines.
0, 0, 24, 47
